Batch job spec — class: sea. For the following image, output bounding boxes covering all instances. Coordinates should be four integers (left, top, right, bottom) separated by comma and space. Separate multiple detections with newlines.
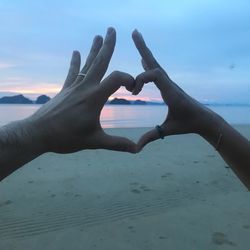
0, 104, 250, 128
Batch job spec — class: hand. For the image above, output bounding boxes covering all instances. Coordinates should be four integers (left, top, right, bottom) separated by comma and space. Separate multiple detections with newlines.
132, 30, 219, 151
25, 28, 136, 154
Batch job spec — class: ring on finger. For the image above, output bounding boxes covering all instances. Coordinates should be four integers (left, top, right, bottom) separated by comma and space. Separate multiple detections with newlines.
155, 125, 165, 139
77, 73, 87, 77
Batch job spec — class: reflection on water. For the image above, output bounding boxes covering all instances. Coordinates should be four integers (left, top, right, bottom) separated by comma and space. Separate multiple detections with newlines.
0, 105, 41, 126
100, 105, 167, 128
0, 104, 250, 128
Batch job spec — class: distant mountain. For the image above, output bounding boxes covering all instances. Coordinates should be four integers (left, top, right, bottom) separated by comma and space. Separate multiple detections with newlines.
36, 95, 51, 104
203, 102, 250, 107
0, 92, 20, 98
109, 98, 131, 105
146, 101, 164, 105
133, 100, 147, 105
108, 98, 164, 105
0, 94, 33, 104
0, 94, 164, 105
0, 92, 249, 106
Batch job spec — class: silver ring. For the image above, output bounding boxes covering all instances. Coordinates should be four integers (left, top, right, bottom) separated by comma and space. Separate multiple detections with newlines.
77, 73, 86, 77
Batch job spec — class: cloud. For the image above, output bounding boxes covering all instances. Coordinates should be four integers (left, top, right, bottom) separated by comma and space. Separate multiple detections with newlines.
0, 75, 61, 96
0, 62, 16, 69
0, 0, 249, 103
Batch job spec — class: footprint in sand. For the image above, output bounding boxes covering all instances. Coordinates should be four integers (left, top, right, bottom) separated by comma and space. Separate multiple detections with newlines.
129, 182, 151, 194
0, 200, 13, 207
243, 225, 250, 230
161, 172, 173, 179
212, 232, 237, 246
158, 236, 167, 240
207, 154, 215, 158
128, 226, 136, 233
131, 189, 141, 194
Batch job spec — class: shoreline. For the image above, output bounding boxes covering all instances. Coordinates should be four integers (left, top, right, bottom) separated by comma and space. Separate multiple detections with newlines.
1, 104, 250, 127
0, 126, 250, 249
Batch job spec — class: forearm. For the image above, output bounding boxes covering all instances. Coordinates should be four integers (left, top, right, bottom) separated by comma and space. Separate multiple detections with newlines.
200, 114, 250, 190
0, 119, 44, 181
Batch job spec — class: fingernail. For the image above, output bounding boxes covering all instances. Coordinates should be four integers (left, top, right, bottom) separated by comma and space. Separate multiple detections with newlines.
107, 27, 114, 35
134, 29, 139, 34
134, 29, 142, 37
94, 35, 102, 43
72, 50, 79, 57
133, 29, 139, 37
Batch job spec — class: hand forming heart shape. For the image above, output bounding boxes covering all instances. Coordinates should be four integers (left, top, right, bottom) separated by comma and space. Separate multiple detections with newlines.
2, 28, 250, 188
25, 27, 218, 156
132, 30, 218, 152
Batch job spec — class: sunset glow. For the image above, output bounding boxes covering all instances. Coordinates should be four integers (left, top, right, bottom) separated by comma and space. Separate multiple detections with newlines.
0, 83, 61, 98
0, 1, 249, 103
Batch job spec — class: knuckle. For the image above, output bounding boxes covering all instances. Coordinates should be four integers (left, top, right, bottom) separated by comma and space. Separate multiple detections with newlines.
135, 73, 143, 82
153, 68, 163, 76
112, 70, 122, 75
110, 70, 123, 79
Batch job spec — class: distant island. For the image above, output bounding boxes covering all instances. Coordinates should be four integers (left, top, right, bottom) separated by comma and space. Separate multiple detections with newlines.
1, 94, 248, 106
0, 95, 163, 105
108, 98, 162, 105
0, 95, 33, 104
0, 94, 51, 104
109, 98, 131, 105
35, 95, 51, 104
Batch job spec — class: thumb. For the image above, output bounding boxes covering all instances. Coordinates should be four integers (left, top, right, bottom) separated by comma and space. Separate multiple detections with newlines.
137, 128, 160, 152
97, 132, 137, 153
137, 123, 174, 152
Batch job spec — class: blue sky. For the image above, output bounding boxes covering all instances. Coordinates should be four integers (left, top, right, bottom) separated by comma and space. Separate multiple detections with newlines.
0, 0, 249, 103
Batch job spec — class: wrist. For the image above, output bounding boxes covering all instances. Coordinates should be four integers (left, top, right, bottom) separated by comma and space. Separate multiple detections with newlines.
5, 118, 47, 156
198, 111, 226, 148
0, 118, 45, 181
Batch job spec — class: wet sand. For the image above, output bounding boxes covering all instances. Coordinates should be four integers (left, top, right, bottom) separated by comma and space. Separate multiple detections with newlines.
0, 125, 250, 250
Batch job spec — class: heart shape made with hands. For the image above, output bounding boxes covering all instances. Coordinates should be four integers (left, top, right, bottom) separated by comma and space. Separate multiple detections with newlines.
120, 70, 167, 152
104, 77, 167, 146
51, 28, 205, 154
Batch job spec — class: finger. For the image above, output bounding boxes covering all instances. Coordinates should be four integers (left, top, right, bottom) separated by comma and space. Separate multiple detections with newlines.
132, 30, 163, 71
137, 128, 160, 152
96, 71, 135, 105
98, 132, 137, 153
137, 123, 174, 152
85, 27, 116, 83
133, 68, 170, 96
82, 35, 103, 73
137, 121, 179, 151
74, 35, 103, 85
62, 51, 81, 89
133, 30, 183, 92
141, 58, 150, 71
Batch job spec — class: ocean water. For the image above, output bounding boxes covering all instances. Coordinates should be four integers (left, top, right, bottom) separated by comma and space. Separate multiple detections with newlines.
0, 104, 250, 128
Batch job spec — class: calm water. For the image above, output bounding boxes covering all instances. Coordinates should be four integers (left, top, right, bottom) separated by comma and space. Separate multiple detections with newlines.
0, 104, 250, 128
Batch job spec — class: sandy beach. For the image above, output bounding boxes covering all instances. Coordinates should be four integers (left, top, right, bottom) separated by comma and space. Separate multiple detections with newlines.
0, 125, 250, 250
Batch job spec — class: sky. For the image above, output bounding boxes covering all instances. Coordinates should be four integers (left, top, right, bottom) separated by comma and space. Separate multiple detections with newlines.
0, 0, 249, 103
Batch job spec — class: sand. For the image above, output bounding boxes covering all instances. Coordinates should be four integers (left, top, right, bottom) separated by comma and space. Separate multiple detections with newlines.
0, 125, 250, 250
